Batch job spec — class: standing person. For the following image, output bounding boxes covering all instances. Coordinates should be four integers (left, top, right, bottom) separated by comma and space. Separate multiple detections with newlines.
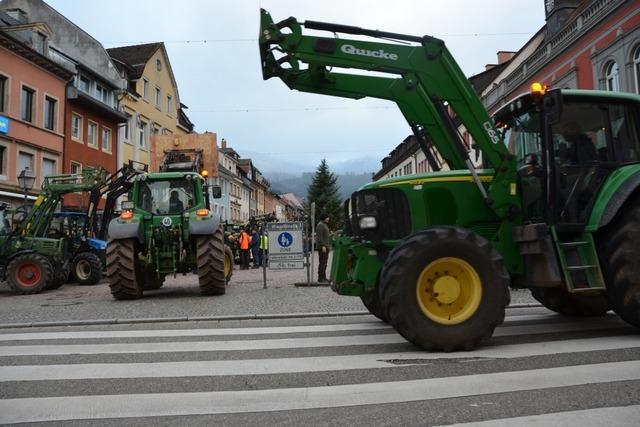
260, 231, 269, 267
250, 229, 260, 268
316, 213, 331, 282
238, 227, 251, 270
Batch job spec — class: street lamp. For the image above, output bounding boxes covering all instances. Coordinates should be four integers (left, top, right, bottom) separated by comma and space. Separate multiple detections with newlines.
17, 167, 36, 207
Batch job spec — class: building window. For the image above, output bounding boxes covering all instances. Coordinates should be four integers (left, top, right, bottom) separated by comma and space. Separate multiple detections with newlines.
142, 78, 149, 100
87, 121, 98, 147
70, 161, 82, 175
0, 146, 6, 176
120, 113, 132, 144
21, 86, 35, 122
137, 118, 148, 148
71, 113, 82, 141
78, 75, 91, 93
0, 75, 7, 113
34, 32, 47, 55
605, 61, 620, 92
44, 96, 56, 131
95, 84, 110, 105
18, 151, 34, 174
633, 46, 640, 94
42, 158, 56, 178
156, 59, 162, 71
155, 87, 161, 109
102, 127, 112, 153
167, 95, 173, 116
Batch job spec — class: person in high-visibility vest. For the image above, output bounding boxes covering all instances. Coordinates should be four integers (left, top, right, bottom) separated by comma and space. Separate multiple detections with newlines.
238, 227, 251, 270
260, 232, 269, 266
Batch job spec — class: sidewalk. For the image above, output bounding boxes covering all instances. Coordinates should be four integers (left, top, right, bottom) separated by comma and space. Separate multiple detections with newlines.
0, 252, 536, 327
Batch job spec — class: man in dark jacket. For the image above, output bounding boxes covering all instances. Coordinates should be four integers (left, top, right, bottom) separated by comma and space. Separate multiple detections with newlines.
316, 213, 331, 282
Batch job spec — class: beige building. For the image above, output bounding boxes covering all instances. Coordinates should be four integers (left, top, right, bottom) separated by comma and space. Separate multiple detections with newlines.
107, 42, 193, 168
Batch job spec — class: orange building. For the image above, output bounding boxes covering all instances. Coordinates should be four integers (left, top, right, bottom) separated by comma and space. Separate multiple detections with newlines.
0, 15, 72, 206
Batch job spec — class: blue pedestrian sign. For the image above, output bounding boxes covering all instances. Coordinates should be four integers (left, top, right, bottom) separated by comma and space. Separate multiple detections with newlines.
278, 232, 293, 248
267, 222, 304, 269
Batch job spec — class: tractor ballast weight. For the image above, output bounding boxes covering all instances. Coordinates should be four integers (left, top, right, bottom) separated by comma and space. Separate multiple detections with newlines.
259, 10, 640, 350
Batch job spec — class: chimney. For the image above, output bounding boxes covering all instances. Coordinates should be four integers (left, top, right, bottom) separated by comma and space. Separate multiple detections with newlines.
221, 138, 227, 149
497, 51, 516, 64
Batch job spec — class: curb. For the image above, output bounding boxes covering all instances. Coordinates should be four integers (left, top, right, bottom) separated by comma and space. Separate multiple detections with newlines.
0, 304, 542, 329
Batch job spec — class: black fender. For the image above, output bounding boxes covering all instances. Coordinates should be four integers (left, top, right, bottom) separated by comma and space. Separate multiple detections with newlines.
598, 173, 640, 228
107, 219, 143, 243
189, 213, 222, 236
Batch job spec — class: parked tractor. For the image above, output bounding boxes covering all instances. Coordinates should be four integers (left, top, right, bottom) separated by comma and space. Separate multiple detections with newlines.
259, 10, 640, 351
106, 146, 227, 299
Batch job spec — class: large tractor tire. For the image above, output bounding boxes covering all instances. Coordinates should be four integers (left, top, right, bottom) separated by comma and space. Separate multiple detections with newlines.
597, 199, 640, 328
6, 253, 54, 294
224, 244, 234, 283
360, 285, 387, 322
106, 239, 142, 300
530, 287, 609, 316
71, 252, 103, 286
46, 263, 71, 290
380, 227, 510, 351
197, 228, 226, 295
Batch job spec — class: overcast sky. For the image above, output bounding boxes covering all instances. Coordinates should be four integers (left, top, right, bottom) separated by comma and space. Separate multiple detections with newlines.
46, 0, 545, 174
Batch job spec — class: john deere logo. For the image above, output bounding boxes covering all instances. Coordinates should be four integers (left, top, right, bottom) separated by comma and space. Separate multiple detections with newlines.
162, 217, 173, 227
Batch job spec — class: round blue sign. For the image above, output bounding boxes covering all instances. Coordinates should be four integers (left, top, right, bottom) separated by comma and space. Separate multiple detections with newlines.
278, 232, 293, 247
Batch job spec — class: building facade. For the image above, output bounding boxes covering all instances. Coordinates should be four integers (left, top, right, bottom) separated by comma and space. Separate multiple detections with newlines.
108, 42, 193, 168
0, 10, 72, 206
0, 0, 126, 176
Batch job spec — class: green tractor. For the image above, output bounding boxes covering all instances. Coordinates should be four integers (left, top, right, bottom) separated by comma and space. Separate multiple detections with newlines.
259, 10, 640, 350
0, 167, 113, 294
106, 169, 226, 299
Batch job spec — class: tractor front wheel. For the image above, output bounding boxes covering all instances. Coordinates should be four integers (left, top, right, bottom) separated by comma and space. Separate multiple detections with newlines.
380, 227, 510, 351
72, 252, 103, 286
106, 239, 142, 300
224, 244, 234, 283
46, 263, 70, 290
360, 285, 387, 322
197, 228, 226, 295
7, 254, 53, 294
530, 287, 609, 316
597, 199, 640, 328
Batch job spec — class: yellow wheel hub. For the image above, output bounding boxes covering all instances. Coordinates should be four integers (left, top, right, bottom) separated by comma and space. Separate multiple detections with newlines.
416, 257, 482, 325
224, 253, 232, 278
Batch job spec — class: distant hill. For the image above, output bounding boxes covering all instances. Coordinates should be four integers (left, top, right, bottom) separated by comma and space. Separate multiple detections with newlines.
269, 172, 372, 201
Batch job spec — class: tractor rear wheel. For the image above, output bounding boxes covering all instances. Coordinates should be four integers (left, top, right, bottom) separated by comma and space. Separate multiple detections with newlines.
597, 199, 640, 328
7, 253, 53, 294
224, 244, 234, 283
71, 252, 103, 286
380, 227, 510, 351
360, 286, 387, 322
530, 287, 609, 316
197, 228, 226, 295
106, 239, 142, 300
46, 263, 70, 290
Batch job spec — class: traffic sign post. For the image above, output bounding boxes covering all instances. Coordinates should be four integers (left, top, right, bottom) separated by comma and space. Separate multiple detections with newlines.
267, 222, 304, 270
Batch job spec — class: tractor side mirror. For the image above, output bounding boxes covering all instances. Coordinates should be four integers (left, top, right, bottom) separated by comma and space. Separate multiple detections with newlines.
210, 185, 222, 199
543, 89, 563, 125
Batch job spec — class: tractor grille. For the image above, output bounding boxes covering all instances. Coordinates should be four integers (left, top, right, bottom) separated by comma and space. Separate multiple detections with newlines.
352, 188, 411, 241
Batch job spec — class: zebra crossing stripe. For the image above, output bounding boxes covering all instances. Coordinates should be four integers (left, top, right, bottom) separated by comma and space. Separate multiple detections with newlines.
1, 360, 638, 424
1, 335, 639, 382
437, 405, 640, 427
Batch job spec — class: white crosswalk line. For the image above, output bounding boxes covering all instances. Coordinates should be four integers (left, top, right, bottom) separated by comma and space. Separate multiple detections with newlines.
1, 360, 638, 424
2, 335, 639, 382
0, 322, 391, 341
438, 405, 640, 427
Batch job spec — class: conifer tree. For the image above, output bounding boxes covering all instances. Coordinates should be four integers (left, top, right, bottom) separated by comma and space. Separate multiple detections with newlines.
307, 159, 342, 230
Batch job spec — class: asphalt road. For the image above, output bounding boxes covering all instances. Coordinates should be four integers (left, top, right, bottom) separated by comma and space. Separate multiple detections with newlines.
1, 307, 638, 426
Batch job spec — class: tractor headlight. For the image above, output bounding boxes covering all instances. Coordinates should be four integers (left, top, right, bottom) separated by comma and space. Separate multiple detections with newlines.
359, 216, 377, 229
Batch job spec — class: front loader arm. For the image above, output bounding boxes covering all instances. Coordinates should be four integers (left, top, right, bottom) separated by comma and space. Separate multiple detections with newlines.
259, 9, 520, 220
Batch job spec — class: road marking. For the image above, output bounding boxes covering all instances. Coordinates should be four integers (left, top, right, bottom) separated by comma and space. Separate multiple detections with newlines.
437, 405, 640, 427
1, 361, 638, 424
0, 322, 391, 341
2, 335, 639, 381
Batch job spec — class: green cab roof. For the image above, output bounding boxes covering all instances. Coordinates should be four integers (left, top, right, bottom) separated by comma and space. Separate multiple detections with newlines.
361, 169, 495, 191
145, 171, 204, 180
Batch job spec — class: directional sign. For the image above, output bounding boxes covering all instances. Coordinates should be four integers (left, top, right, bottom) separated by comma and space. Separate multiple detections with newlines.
267, 222, 304, 269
